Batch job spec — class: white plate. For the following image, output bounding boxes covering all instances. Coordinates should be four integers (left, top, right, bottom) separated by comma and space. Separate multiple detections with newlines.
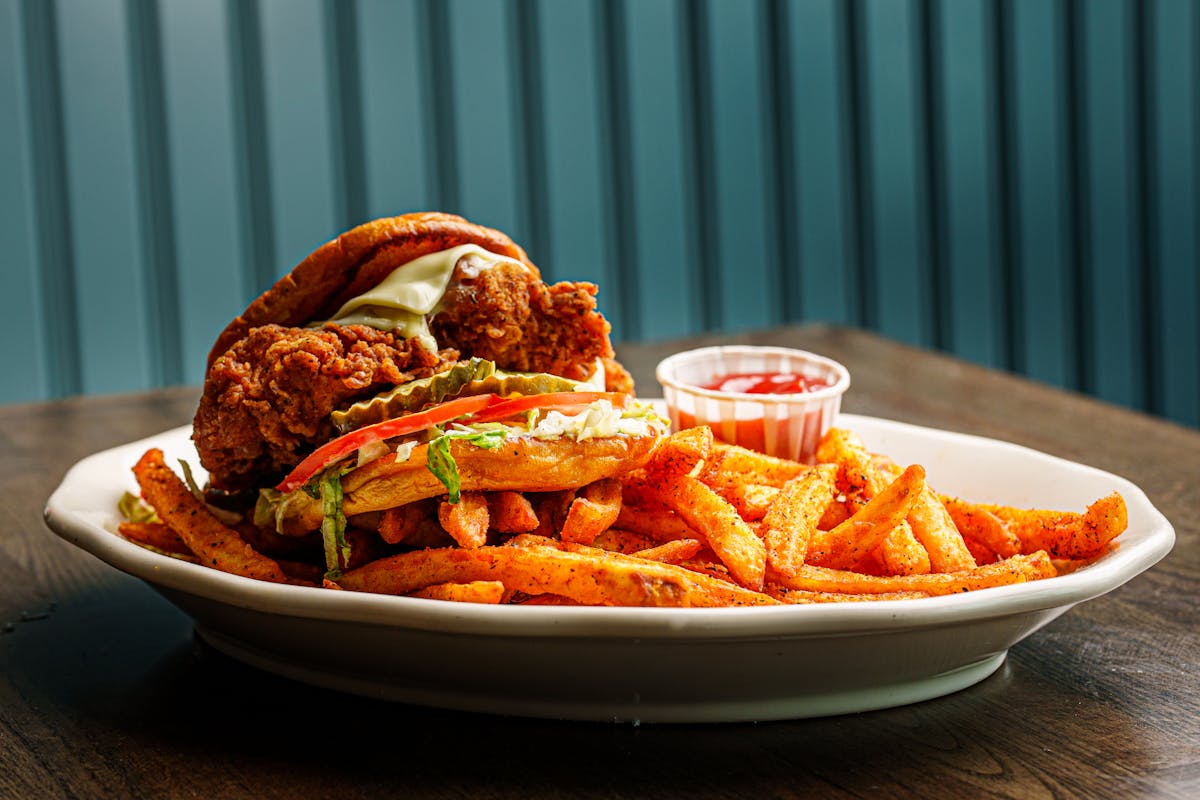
43, 414, 1174, 723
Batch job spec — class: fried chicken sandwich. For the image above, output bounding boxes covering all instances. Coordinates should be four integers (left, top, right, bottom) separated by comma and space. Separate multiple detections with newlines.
192, 212, 665, 575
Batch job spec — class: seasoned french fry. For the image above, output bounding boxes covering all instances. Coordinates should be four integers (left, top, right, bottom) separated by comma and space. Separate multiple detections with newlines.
529, 490, 576, 538
561, 478, 622, 544
901, 484, 977, 572
123, 418, 1130, 606
438, 492, 490, 549
487, 491, 540, 533
620, 468, 672, 511
769, 550, 1057, 596
766, 585, 932, 603
409, 580, 506, 604
518, 593, 580, 605
633, 538, 704, 564
761, 464, 837, 576
591, 528, 660, 554
979, 492, 1127, 559
645, 426, 713, 478
963, 536, 998, 566
662, 473, 767, 590
874, 522, 931, 575
614, 504, 702, 542
806, 465, 924, 570
118, 520, 192, 557
705, 481, 781, 522
820, 429, 976, 572
338, 538, 778, 606
698, 442, 807, 488
132, 449, 289, 583
380, 500, 436, 545
941, 495, 1021, 559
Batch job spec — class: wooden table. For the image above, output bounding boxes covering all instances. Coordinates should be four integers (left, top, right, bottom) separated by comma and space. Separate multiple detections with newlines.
3, 325, 1196, 799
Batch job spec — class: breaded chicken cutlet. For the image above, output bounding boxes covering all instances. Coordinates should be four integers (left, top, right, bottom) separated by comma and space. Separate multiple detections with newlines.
193, 215, 633, 494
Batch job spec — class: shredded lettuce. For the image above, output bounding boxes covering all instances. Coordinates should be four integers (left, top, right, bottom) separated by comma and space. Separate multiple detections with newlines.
426, 428, 507, 504
316, 466, 352, 579
118, 491, 160, 524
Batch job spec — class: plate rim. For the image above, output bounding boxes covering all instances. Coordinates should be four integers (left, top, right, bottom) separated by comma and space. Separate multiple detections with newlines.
42, 413, 1176, 642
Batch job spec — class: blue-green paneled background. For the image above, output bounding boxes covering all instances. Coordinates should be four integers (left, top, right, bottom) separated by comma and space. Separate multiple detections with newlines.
1, 0, 1197, 428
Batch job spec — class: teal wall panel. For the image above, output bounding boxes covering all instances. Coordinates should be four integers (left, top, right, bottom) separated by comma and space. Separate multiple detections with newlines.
0, 0, 50, 401
57, 0, 155, 395
259, 0, 340, 278
446, 0, 522, 240
2, 0, 1197, 429
356, 0, 432, 219
1148, 0, 1200, 424
934, 0, 1006, 368
537, 0, 613, 299
1079, 0, 1146, 410
859, 0, 934, 346
159, 0, 245, 385
1008, 0, 1076, 389
624, 0, 696, 341
786, 0, 856, 325
707, 0, 779, 332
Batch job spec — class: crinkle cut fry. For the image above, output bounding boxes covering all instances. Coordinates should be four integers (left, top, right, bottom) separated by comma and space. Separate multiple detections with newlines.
131, 449, 289, 583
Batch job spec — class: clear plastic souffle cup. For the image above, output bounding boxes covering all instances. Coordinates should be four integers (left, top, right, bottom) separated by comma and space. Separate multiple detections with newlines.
655, 345, 851, 464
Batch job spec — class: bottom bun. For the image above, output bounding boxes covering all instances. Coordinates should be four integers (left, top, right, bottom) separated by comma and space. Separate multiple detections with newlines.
277, 434, 660, 535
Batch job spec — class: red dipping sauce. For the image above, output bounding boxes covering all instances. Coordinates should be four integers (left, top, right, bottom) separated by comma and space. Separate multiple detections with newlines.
701, 371, 830, 395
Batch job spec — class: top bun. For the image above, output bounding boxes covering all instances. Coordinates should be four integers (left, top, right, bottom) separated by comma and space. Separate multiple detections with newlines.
207, 212, 537, 368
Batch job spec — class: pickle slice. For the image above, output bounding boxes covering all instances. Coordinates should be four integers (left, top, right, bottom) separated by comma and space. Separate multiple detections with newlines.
332, 359, 583, 433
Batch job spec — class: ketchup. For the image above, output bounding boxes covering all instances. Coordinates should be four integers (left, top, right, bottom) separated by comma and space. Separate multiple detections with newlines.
700, 371, 829, 394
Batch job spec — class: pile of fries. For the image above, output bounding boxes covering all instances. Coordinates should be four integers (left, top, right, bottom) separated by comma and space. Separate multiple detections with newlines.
120, 425, 1128, 607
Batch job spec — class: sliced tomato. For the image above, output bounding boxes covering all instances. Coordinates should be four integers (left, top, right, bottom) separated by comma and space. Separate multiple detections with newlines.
276, 393, 498, 492
468, 391, 629, 424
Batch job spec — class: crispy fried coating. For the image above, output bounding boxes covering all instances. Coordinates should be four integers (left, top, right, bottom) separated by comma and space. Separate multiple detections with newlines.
194, 324, 455, 491
431, 262, 616, 384
196, 261, 630, 491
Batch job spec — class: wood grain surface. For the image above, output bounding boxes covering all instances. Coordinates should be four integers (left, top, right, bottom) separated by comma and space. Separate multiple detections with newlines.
2, 325, 1195, 799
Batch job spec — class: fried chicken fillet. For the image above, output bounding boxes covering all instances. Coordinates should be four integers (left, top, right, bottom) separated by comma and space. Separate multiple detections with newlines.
193, 214, 633, 494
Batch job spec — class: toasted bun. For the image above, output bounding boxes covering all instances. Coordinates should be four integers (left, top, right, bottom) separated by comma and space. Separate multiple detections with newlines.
275, 434, 660, 536
208, 212, 537, 368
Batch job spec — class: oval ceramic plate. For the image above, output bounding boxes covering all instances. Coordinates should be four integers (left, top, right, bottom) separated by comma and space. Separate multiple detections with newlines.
43, 413, 1174, 723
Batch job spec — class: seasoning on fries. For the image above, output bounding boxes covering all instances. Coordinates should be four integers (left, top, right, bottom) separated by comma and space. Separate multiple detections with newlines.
121, 425, 1129, 607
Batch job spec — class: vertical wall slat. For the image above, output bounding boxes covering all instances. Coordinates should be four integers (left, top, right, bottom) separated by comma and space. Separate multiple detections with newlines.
56, 0, 154, 395
680, 1, 720, 331
1009, 0, 1075, 389
445, 0, 522, 240
934, 0, 1005, 367
1078, 0, 1146, 409
1148, 0, 1200, 426
535, 0, 612, 296
623, 0, 697, 341
858, 0, 934, 346
257, 0, 339, 277
228, 0, 275, 302
785, 0, 856, 325
129, 0, 182, 387
356, 0, 433, 219
325, 0, 366, 231
706, 0, 779, 331
0, 0, 50, 403
18, 0, 80, 399
159, 0, 246, 380
595, 0, 639, 341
